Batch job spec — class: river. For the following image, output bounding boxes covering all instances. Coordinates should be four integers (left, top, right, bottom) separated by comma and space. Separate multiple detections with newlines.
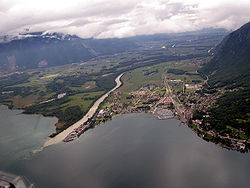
1, 110, 250, 188
44, 73, 124, 147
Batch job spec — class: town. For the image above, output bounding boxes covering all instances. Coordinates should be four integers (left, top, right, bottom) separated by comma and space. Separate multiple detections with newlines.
62, 73, 249, 152
90, 75, 249, 152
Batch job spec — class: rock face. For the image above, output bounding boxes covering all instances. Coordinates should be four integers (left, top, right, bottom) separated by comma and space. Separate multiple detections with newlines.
200, 21, 250, 88
0, 32, 137, 73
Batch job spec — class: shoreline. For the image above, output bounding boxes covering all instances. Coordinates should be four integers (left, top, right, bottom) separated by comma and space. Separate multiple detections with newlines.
43, 73, 124, 148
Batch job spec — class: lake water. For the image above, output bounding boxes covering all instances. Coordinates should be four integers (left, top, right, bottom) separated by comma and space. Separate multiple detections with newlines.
0, 105, 57, 169
1, 106, 250, 188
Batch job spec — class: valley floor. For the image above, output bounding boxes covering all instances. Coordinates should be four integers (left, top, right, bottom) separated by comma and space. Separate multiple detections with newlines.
91, 68, 250, 152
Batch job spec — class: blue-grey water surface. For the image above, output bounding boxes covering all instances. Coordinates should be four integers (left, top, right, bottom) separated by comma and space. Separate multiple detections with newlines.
0, 105, 57, 168
1, 106, 250, 188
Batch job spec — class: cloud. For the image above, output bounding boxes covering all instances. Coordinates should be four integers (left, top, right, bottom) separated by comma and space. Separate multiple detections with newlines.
0, 0, 250, 38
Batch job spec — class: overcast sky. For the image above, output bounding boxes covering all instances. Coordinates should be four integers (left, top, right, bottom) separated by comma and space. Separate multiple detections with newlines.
0, 0, 250, 38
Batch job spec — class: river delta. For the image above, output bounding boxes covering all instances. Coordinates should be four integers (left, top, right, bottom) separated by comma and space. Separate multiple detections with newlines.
0, 106, 250, 188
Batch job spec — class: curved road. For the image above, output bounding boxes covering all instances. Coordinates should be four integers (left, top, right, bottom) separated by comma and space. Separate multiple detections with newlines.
44, 73, 124, 147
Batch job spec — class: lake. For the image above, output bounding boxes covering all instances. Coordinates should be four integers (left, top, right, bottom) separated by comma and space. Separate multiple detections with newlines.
1, 106, 250, 188
0, 105, 57, 169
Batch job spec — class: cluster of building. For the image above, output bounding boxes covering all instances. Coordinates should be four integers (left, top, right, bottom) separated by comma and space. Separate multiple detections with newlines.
95, 85, 176, 123
177, 87, 249, 152
96, 109, 112, 118
80, 79, 249, 152
169, 79, 182, 83
57, 93, 66, 99
159, 96, 171, 104
185, 84, 201, 90
231, 141, 246, 151
205, 129, 247, 152
39, 92, 67, 104
63, 122, 91, 142
140, 84, 155, 91
1, 91, 14, 95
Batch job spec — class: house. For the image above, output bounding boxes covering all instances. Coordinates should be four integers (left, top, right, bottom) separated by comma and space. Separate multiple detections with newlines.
57, 93, 66, 99
185, 84, 201, 90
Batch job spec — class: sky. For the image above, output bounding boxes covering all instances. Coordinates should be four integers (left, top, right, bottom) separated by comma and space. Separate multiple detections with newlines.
0, 0, 250, 38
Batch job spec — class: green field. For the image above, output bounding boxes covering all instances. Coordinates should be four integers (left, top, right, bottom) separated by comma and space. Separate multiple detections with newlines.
119, 59, 204, 93
0, 32, 221, 134
62, 91, 104, 111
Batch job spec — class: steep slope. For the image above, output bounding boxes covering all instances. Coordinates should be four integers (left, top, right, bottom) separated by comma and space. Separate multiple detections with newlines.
200, 21, 250, 88
0, 32, 137, 72
199, 21, 250, 140
0, 33, 93, 72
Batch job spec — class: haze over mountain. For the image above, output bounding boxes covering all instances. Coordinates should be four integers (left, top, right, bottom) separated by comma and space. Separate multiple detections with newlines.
1, 0, 249, 73
0, 32, 137, 72
0, 28, 228, 73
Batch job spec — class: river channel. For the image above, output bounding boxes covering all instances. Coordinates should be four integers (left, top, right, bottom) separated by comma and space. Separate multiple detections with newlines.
44, 73, 124, 147
1, 109, 250, 188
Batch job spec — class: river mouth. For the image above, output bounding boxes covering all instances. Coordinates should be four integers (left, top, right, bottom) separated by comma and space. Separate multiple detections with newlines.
44, 73, 124, 147
2, 112, 250, 188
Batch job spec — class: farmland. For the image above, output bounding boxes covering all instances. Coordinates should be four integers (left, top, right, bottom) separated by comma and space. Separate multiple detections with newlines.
0, 30, 225, 135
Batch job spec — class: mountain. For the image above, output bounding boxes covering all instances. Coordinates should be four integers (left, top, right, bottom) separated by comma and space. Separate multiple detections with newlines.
200, 21, 250, 88
199, 21, 250, 138
0, 28, 228, 73
0, 32, 137, 72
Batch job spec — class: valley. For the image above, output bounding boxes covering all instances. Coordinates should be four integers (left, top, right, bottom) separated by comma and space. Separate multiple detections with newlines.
93, 58, 249, 152
0, 29, 224, 137
0, 25, 249, 152
1, 1, 250, 187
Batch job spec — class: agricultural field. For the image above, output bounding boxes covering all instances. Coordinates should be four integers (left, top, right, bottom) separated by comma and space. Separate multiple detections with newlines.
96, 57, 205, 129
0, 31, 224, 135
119, 58, 204, 96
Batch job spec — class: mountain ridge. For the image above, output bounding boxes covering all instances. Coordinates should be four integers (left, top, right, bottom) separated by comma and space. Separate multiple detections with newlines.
198, 21, 250, 140
0, 28, 227, 73
200, 21, 250, 88
0, 32, 138, 72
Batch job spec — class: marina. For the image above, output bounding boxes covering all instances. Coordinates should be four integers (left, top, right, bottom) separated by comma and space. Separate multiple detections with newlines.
153, 108, 174, 119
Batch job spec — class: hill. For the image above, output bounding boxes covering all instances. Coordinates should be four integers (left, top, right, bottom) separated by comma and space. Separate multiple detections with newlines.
0, 28, 228, 74
200, 22, 250, 88
0, 32, 137, 73
199, 21, 250, 141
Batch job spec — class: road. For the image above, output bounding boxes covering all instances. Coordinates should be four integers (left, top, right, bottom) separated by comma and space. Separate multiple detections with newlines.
163, 75, 187, 123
